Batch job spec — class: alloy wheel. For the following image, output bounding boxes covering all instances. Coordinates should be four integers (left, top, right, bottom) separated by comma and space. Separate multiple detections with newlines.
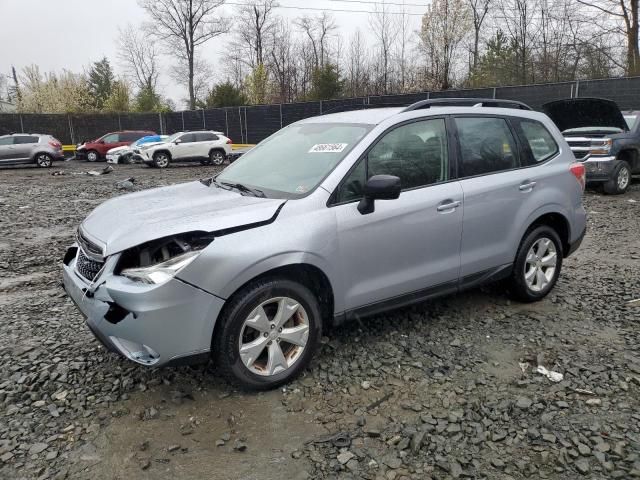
238, 297, 310, 376
155, 154, 169, 168
617, 166, 630, 190
36, 154, 51, 167
87, 151, 98, 162
211, 151, 224, 166
524, 237, 557, 292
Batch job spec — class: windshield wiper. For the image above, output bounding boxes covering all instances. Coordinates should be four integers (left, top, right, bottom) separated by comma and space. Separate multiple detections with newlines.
220, 181, 266, 198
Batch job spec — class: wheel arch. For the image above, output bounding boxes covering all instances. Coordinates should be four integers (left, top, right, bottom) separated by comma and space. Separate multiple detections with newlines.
208, 147, 226, 157
521, 211, 571, 257
616, 149, 637, 169
211, 262, 336, 349
153, 149, 172, 159
31, 150, 53, 163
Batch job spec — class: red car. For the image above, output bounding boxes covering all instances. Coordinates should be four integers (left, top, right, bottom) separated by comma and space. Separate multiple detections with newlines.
75, 130, 156, 162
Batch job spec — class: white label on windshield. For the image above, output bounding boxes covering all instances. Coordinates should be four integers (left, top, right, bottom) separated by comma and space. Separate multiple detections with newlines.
309, 143, 348, 153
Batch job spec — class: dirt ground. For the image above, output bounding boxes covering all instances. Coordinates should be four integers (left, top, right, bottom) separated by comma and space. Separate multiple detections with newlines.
0, 159, 639, 480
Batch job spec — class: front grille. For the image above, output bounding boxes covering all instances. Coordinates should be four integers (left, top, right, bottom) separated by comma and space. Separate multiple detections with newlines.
76, 228, 103, 260
76, 249, 104, 281
572, 151, 589, 160
567, 140, 590, 148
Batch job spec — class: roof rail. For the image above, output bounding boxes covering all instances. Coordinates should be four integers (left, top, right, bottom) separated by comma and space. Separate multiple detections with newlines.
321, 103, 406, 115
402, 98, 532, 112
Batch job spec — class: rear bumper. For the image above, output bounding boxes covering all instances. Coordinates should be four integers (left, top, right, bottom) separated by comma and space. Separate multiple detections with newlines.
566, 225, 586, 258
62, 244, 225, 367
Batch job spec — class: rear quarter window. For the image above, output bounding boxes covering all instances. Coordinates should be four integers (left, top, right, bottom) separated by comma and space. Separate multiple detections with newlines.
516, 119, 559, 164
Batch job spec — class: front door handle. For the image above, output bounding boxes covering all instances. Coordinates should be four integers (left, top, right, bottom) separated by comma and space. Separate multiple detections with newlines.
437, 200, 461, 212
519, 181, 537, 191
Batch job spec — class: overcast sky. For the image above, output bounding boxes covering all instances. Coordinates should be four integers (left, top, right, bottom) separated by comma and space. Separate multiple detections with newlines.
0, 0, 426, 107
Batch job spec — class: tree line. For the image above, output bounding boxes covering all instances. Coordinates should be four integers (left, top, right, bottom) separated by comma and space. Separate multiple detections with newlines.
3, 0, 639, 114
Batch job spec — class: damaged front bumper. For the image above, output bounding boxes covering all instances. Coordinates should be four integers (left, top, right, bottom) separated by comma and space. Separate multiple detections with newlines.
62, 243, 224, 367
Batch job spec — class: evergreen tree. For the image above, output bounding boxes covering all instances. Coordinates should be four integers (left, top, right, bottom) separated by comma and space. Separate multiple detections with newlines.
88, 57, 115, 110
309, 64, 343, 100
203, 82, 247, 108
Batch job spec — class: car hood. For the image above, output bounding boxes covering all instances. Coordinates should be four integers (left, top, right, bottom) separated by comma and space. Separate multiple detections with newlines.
80, 181, 285, 256
542, 98, 628, 132
107, 146, 131, 155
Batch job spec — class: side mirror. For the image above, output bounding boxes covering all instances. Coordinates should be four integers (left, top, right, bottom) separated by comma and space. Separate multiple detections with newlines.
357, 175, 401, 215
98, 140, 105, 144
174, 139, 182, 145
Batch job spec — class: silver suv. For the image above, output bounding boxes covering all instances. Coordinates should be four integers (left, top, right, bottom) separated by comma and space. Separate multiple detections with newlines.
0, 133, 64, 167
62, 100, 587, 390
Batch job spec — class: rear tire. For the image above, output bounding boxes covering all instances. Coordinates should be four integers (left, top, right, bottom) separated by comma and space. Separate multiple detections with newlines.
603, 161, 631, 195
508, 225, 563, 303
152, 152, 170, 168
35, 153, 53, 168
213, 278, 322, 390
86, 150, 99, 162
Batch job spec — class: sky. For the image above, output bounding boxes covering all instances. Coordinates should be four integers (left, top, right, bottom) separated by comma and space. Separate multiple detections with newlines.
0, 0, 427, 106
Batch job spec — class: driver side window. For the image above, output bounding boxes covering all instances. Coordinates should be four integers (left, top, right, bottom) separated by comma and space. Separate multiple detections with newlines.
335, 118, 449, 204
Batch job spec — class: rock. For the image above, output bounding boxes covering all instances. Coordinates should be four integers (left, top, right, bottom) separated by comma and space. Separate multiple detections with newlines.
577, 443, 591, 456
361, 381, 371, 390
140, 459, 151, 470
215, 439, 225, 447
586, 398, 602, 406
410, 431, 425, 453
233, 441, 247, 452
337, 451, 355, 465
516, 397, 533, 409
29, 443, 48, 455
167, 444, 181, 452
574, 459, 590, 474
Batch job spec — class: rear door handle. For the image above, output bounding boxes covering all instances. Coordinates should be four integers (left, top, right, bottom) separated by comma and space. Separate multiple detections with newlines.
519, 181, 537, 191
437, 200, 461, 212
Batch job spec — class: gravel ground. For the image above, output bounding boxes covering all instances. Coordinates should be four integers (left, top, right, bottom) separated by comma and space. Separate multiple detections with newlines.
0, 160, 639, 480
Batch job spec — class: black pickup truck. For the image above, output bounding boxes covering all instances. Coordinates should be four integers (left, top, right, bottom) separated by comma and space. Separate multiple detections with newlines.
542, 98, 639, 194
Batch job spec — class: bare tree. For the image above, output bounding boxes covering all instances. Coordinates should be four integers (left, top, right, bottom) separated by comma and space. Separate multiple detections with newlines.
578, 0, 640, 75
296, 13, 337, 69
420, 0, 470, 90
117, 24, 160, 92
499, 0, 540, 83
233, 0, 277, 68
369, 3, 398, 94
138, 0, 228, 109
270, 19, 296, 102
345, 29, 371, 97
171, 55, 213, 108
467, 0, 492, 70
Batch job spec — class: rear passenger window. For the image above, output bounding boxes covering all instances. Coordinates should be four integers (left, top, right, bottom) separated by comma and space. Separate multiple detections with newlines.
102, 133, 119, 143
455, 117, 519, 177
14, 136, 39, 144
518, 120, 559, 163
196, 132, 217, 142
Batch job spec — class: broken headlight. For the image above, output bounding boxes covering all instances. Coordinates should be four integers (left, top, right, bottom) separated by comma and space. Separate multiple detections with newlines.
118, 233, 213, 285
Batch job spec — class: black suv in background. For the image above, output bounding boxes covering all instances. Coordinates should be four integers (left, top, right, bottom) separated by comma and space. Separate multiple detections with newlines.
543, 98, 639, 194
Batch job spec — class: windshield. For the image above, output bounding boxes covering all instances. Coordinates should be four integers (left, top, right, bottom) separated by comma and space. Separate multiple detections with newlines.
216, 122, 372, 197
625, 115, 638, 129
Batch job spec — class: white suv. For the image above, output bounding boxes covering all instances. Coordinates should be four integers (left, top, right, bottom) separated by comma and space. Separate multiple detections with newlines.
143, 131, 232, 168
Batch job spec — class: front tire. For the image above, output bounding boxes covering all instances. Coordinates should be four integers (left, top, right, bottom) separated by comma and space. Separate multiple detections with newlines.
86, 150, 99, 162
35, 153, 53, 168
213, 278, 322, 390
603, 161, 631, 195
152, 152, 170, 168
508, 225, 563, 303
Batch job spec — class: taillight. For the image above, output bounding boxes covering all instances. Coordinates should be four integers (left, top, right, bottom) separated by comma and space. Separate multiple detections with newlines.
570, 162, 586, 191
49, 141, 62, 149
226, 138, 232, 145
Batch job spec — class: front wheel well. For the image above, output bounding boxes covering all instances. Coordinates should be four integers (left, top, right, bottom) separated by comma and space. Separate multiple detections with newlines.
153, 150, 172, 159
526, 213, 570, 256
209, 148, 226, 156
212, 264, 335, 345
617, 149, 637, 170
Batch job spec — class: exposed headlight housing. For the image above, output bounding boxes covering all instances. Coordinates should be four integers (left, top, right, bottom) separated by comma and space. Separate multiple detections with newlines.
118, 232, 214, 285
589, 138, 612, 155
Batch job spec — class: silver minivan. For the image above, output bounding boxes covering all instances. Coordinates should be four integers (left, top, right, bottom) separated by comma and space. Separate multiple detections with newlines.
62, 100, 587, 389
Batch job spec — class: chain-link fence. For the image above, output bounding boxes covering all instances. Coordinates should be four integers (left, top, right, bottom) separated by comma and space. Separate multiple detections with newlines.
2, 76, 640, 145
